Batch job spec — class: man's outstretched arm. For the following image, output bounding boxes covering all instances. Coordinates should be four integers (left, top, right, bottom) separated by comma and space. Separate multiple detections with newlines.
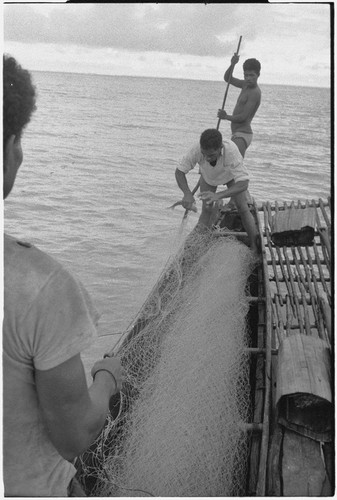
175, 168, 195, 210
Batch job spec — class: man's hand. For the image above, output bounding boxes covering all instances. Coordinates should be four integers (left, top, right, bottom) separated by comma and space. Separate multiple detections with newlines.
199, 191, 219, 205
91, 355, 125, 394
217, 109, 227, 120
231, 53, 240, 65
182, 192, 195, 210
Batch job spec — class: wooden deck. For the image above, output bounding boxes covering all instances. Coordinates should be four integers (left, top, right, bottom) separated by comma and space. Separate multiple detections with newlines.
215, 197, 332, 496
256, 198, 332, 495
262, 198, 332, 496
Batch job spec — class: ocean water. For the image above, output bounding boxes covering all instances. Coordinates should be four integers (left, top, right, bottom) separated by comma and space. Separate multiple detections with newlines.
4, 71, 331, 370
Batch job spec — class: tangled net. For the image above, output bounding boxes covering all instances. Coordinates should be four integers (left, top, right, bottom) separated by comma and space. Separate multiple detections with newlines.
77, 228, 256, 496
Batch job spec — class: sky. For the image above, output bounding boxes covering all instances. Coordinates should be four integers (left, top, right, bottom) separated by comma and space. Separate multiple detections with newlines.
3, 2, 332, 88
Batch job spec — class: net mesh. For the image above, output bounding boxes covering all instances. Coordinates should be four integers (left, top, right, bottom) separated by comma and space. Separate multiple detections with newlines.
77, 228, 256, 496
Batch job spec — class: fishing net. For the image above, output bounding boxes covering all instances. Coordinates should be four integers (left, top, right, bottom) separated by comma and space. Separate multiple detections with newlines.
76, 228, 256, 496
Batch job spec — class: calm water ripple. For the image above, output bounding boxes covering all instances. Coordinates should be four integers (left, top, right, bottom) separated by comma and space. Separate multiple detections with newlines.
5, 72, 331, 367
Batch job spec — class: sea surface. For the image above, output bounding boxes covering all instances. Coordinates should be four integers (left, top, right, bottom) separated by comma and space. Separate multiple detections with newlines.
4, 71, 331, 372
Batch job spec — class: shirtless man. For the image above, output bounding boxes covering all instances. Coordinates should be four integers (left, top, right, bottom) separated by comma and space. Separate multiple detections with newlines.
217, 54, 261, 158
217, 55, 261, 210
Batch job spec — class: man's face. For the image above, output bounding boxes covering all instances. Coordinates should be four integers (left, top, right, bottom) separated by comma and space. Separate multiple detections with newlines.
201, 146, 222, 164
3, 136, 23, 199
244, 70, 259, 87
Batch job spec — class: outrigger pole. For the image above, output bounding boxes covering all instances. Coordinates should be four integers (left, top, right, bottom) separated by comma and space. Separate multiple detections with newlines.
216, 35, 242, 130
182, 35, 243, 221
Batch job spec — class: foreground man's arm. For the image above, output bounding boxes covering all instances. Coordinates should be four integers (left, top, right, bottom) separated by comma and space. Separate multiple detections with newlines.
36, 353, 123, 461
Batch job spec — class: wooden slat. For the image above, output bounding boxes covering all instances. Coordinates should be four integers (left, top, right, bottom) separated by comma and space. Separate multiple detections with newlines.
318, 294, 332, 348
282, 430, 332, 496
275, 321, 318, 331
248, 246, 267, 494
213, 230, 248, 237
255, 200, 273, 497
318, 198, 331, 229
275, 246, 296, 314
245, 347, 278, 355
312, 242, 330, 298
257, 199, 329, 211
239, 422, 263, 432
292, 247, 322, 336
285, 295, 294, 336
276, 334, 332, 404
272, 275, 330, 284
298, 281, 313, 336
311, 294, 326, 342
317, 227, 331, 268
266, 420, 283, 495
305, 246, 331, 307
267, 256, 326, 266
291, 247, 312, 296
264, 204, 283, 307
271, 298, 284, 343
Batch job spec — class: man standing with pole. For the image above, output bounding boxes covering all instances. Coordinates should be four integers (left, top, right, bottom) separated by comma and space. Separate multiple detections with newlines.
217, 53, 261, 159
217, 44, 261, 210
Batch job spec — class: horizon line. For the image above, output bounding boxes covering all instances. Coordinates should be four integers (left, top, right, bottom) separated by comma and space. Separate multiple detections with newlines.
29, 68, 330, 90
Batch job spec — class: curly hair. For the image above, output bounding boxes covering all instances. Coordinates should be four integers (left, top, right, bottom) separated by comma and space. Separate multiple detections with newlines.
199, 129, 222, 150
3, 54, 37, 148
243, 58, 261, 76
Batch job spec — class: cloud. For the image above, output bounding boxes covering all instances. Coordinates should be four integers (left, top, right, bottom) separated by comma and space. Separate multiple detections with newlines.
3, 3, 331, 87
4, 4, 247, 56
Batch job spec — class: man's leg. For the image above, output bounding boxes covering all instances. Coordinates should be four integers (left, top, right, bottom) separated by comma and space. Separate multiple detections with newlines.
232, 188, 259, 254
196, 176, 217, 229
225, 136, 248, 210
231, 136, 247, 158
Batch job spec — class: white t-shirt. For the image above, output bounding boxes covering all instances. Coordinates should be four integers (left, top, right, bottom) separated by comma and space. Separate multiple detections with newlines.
3, 233, 99, 497
177, 139, 249, 186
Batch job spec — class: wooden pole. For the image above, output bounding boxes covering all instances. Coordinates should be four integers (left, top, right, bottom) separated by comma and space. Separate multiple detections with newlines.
216, 35, 242, 130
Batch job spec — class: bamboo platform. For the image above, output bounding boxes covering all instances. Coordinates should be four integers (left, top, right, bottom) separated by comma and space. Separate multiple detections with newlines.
215, 197, 332, 496
256, 197, 333, 496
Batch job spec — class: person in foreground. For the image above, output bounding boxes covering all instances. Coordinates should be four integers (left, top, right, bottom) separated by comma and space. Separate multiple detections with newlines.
3, 54, 125, 497
175, 128, 260, 255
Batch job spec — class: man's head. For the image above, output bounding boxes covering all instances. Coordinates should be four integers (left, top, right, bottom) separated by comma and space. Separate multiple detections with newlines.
200, 129, 223, 164
243, 58, 261, 88
3, 55, 36, 199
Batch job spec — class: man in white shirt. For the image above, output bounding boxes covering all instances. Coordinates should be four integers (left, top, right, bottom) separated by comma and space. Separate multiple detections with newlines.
175, 128, 259, 254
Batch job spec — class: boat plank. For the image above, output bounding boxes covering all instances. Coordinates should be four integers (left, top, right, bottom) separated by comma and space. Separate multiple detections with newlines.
282, 429, 332, 496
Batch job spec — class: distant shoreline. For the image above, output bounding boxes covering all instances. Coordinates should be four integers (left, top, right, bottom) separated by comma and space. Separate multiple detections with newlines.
30, 69, 330, 90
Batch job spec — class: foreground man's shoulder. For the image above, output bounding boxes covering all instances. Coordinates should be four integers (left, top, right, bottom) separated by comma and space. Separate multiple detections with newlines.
4, 233, 64, 277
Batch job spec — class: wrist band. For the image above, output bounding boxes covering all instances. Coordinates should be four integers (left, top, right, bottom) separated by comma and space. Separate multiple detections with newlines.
92, 368, 118, 391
